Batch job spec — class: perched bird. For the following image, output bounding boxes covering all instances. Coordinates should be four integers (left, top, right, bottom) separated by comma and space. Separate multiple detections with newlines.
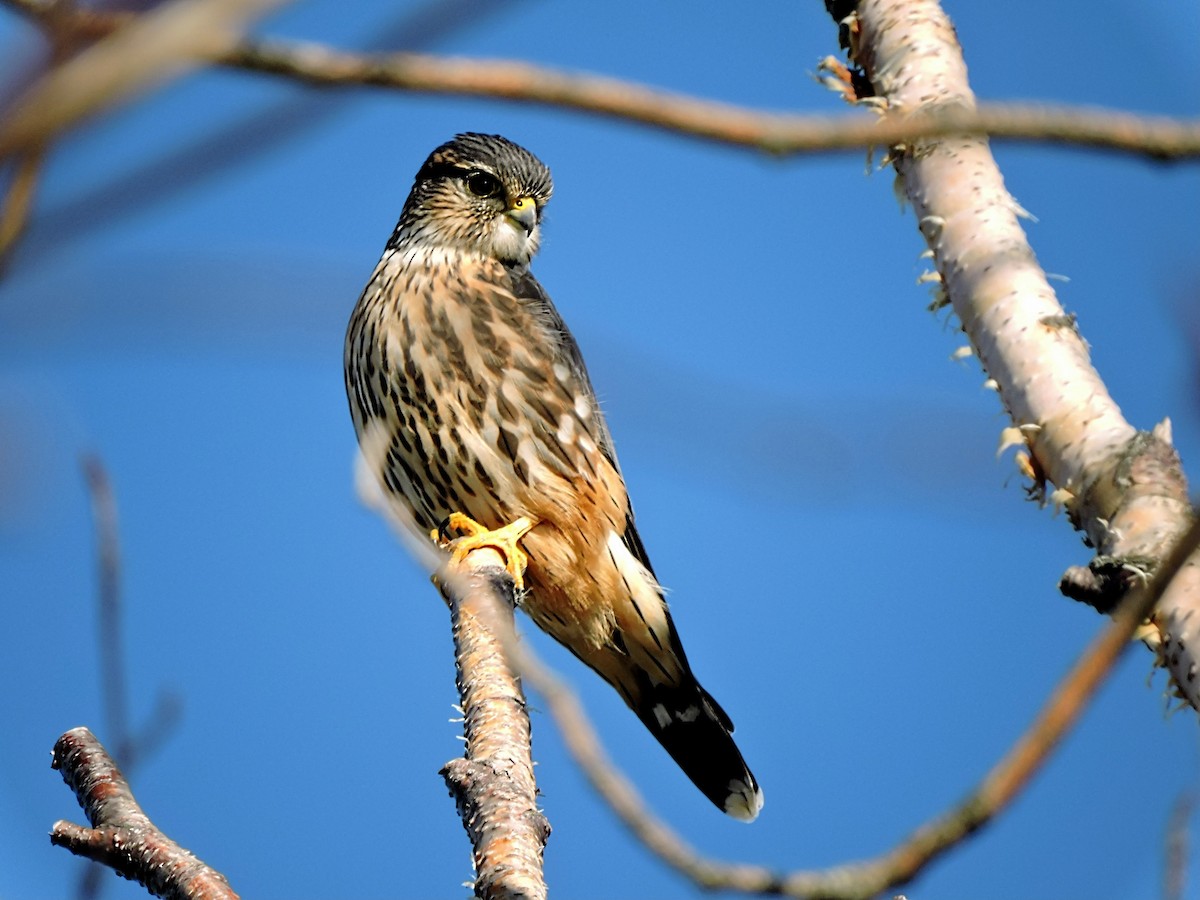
344, 132, 763, 821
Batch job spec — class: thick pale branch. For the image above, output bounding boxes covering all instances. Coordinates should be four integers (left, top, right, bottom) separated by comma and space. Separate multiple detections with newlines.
842, 0, 1200, 707
50, 727, 238, 900
81, 455, 132, 765
1, 1, 1198, 160
437, 549, 549, 900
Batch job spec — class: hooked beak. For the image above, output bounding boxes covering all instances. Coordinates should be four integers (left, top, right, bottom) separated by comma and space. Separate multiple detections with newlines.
505, 197, 537, 234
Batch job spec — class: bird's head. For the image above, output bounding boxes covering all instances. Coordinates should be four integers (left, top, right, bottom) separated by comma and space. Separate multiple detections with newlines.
394, 132, 554, 267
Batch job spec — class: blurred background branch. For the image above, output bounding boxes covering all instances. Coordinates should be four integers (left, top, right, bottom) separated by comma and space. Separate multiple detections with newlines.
79, 457, 182, 899
0, 0, 524, 270
512, 512, 1200, 898
1165, 790, 1197, 900
3, 0, 1200, 162
0, 0, 287, 156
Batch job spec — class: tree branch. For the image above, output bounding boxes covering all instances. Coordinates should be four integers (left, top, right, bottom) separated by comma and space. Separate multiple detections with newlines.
0, 144, 43, 270
832, 0, 1200, 709
2, 0, 1199, 160
1164, 789, 1196, 900
0, 0, 288, 157
81, 455, 184, 773
50, 727, 239, 900
509, 514, 1200, 898
437, 549, 550, 900
81, 456, 131, 764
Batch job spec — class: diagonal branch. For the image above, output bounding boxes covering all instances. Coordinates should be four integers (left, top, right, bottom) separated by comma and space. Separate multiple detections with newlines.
50, 727, 239, 900
2, 0, 1199, 160
0, 0, 288, 156
508, 515, 1200, 898
0, 144, 43, 270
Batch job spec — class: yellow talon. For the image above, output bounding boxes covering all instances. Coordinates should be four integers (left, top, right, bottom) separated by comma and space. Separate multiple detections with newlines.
432, 512, 535, 589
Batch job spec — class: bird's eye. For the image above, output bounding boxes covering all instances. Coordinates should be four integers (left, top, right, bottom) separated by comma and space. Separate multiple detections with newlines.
464, 171, 502, 198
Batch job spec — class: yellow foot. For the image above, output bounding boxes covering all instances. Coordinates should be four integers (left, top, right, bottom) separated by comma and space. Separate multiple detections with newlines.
432, 512, 535, 589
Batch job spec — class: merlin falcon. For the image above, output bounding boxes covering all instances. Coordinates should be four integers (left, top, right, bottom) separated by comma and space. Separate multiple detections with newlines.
344, 132, 763, 820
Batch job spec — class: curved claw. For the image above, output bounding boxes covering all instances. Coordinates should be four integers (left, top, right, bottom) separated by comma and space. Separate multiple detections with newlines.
432, 512, 535, 590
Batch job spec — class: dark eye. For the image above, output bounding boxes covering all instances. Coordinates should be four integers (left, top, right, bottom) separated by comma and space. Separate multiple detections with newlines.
464, 171, 502, 198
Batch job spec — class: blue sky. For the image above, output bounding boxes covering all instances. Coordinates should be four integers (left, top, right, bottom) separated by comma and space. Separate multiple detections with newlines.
2, 1, 1200, 898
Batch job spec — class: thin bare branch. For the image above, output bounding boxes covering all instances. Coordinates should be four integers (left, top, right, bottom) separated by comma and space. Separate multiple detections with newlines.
3, 0, 54, 17
78, 456, 184, 900
438, 548, 550, 900
509, 515, 1200, 898
0, 0, 85, 270
0, 0, 288, 157
1165, 790, 1196, 900
81, 456, 129, 761
0, 145, 44, 270
79, 455, 185, 769
2, 0, 527, 273
50, 727, 239, 900
216, 46, 1200, 160
3, 1, 1199, 161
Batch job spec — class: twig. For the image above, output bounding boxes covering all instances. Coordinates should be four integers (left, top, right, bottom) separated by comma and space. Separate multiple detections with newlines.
508, 514, 1200, 898
79, 453, 132, 900
2, 0, 1199, 161
0, 0, 90, 270
0, 144, 44, 269
1164, 790, 1196, 900
80, 455, 184, 769
213, 48, 1200, 161
1, 0, 525, 271
79, 456, 184, 899
50, 727, 240, 900
79, 453, 128, 900
81, 456, 130, 762
438, 549, 550, 900
0, 0, 289, 157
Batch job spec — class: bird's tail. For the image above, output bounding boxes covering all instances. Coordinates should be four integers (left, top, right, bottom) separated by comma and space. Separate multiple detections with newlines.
630, 674, 764, 821
537, 526, 764, 820
585, 527, 765, 821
